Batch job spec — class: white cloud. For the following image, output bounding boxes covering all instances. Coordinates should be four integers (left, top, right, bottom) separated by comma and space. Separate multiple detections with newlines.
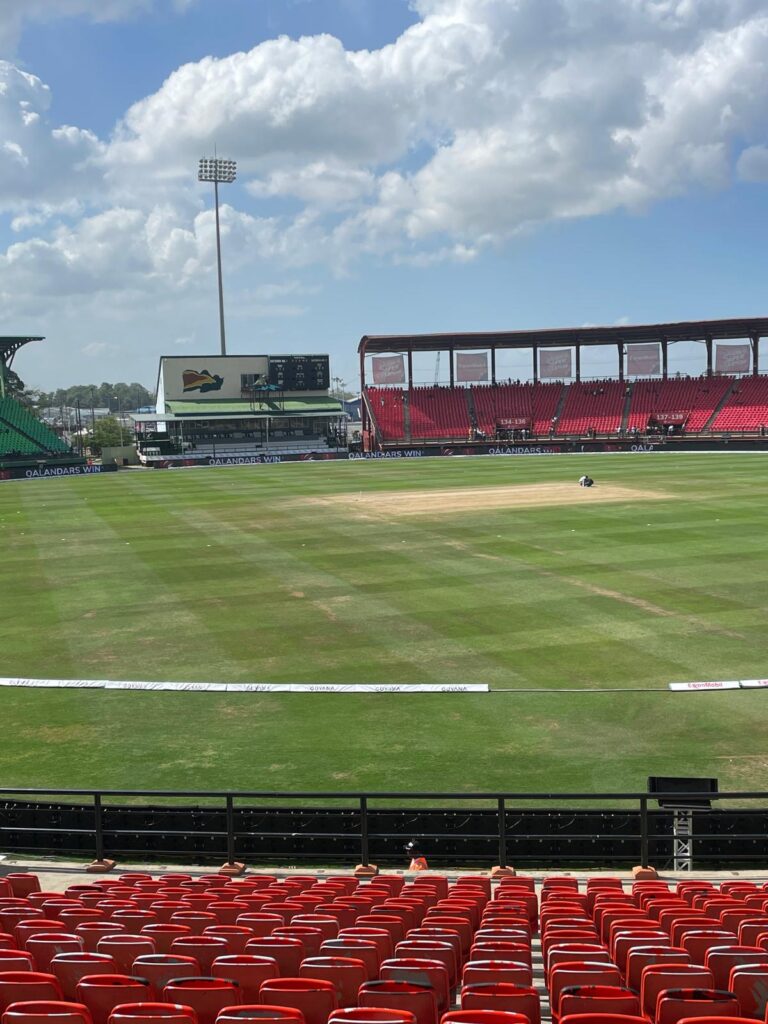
0, 0, 768, 383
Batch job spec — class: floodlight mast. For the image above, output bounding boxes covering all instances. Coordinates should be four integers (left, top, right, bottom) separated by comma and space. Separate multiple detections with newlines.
198, 157, 237, 356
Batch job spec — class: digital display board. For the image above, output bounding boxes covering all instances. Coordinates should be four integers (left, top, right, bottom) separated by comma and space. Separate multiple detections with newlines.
268, 355, 330, 391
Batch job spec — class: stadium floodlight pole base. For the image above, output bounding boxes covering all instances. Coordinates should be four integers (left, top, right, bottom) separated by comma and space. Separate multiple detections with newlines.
354, 863, 379, 878
220, 861, 246, 877
490, 865, 516, 877
632, 865, 659, 880
86, 859, 116, 873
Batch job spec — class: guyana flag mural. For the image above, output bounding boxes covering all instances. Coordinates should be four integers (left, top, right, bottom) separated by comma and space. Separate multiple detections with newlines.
183, 369, 224, 393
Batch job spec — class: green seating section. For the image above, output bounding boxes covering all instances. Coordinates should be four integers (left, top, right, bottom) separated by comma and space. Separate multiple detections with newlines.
0, 398, 71, 455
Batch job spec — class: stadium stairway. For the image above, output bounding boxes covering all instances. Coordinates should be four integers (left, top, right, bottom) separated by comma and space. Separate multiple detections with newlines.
702, 377, 738, 430
620, 384, 633, 433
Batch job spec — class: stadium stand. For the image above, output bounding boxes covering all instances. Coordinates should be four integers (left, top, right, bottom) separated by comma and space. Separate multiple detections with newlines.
555, 382, 626, 436
409, 387, 472, 441
367, 388, 407, 442
626, 378, 733, 434
710, 375, 768, 432
0, 397, 71, 459
2, 870, 768, 1024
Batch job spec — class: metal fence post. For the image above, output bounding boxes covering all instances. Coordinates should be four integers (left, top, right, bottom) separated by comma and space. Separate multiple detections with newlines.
360, 796, 370, 867
498, 797, 507, 868
93, 793, 105, 864
640, 796, 649, 868
226, 795, 236, 865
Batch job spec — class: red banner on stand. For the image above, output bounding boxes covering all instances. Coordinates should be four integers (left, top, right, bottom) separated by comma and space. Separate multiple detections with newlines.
653, 411, 688, 425
371, 355, 406, 385
627, 343, 660, 375
497, 417, 530, 428
540, 349, 572, 379
715, 344, 750, 374
456, 352, 489, 382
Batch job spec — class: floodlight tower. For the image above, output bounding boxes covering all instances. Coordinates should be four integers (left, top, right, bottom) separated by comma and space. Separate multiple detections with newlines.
198, 156, 237, 356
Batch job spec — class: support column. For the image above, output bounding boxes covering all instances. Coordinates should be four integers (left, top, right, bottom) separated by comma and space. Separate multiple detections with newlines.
662, 338, 668, 379
533, 347, 538, 384
360, 347, 367, 432
407, 349, 413, 390
449, 346, 455, 388
491, 346, 496, 385
617, 342, 624, 382
575, 344, 581, 383
706, 337, 713, 377
752, 334, 759, 376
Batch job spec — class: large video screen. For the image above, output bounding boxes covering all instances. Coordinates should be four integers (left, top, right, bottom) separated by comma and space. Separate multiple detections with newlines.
268, 355, 330, 391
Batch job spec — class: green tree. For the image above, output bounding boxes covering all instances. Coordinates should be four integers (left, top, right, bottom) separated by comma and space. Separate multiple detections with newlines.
3, 368, 40, 408
90, 416, 126, 456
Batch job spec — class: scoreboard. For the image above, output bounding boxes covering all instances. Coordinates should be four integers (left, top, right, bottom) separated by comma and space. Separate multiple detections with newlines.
268, 355, 330, 391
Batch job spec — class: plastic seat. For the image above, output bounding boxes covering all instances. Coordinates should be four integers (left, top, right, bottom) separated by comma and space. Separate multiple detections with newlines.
640, 966, 714, 1019
409, 933, 464, 973
76, 926, 126, 954
557, 985, 641, 1022
627, 948, 692, 992
15, 921, 68, 948
654, 988, 741, 1024
107, 1004, 197, 1024
244, 938, 305, 977
547, 948, 612, 981
379, 958, 450, 1013
358, 980, 436, 1024
459, 983, 540, 1024
299, 956, 368, 1008
395, 942, 458, 987
469, 945, 531, 971
462, 962, 531, 989
130, 955, 200, 996
441, 1012, 529, 1024
92, 938, 152, 975
549, 964, 622, 1018
338, 930, 393, 964
329, 1009, 416, 1024
612, 932, 670, 971
51, 955, 118, 1001
163, 978, 240, 1024
680, 932, 738, 964
0, 972, 64, 1013
215, 1008, 305, 1024
259, 977, 338, 1024
25, 935, 84, 973
6, 876, 41, 899
704, 947, 768, 989
76, 976, 151, 1024
0, 951, 37, 972
212, 956, 279, 1002
170, 937, 230, 974
0, 1001, 92, 1024
559, 1015, 646, 1024
319, 940, 379, 980
727, 964, 768, 1019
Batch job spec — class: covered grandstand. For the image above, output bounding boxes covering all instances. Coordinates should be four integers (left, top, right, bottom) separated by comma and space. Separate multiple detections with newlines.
0, 337, 86, 477
359, 318, 768, 452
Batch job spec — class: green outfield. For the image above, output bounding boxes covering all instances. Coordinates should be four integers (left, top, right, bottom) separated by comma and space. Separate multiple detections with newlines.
1, 453, 767, 795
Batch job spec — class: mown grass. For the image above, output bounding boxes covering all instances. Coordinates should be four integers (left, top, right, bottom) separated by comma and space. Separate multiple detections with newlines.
1, 453, 767, 794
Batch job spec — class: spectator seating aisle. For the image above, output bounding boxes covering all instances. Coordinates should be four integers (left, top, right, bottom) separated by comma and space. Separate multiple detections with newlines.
711, 376, 768, 432
3, 871, 768, 1024
555, 382, 625, 436
0, 398, 71, 455
626, 378, 733, 433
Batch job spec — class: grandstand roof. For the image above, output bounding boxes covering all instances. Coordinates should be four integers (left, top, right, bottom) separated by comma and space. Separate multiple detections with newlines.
359, 317, 768, 354
0, 336, 44, 364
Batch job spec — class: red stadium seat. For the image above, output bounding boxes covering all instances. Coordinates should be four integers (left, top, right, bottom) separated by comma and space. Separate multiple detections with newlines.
0, 951, 37, 972
212, 956, 279, 1002
130, 954, 201, 996
640, 966, 714, 1020
358, 981, 436, 1024
97, 937, 156, 975
25, 934, 85, 972
728, 964, 768, 1019
461, 962, 531, 989
0, 972, 64, 1013
559, 1015, 646, 1024
557, 986, 641, 1022
259, 977, 338, 1024
76, 976, 152, 1024
655, 988, 741, 1024
441, 1013, 529, 1024
379, 958, 451, 1012
329, 1010, 416, 1024
170, 937, 231, 974
1, 1001, 92, 1024
299, 956, 368, 1008
108, 1005, 197, 1024
216, 1006, 305, 1024
459, 984, 540, 1024
549, 965, 622, 1018
76, 926, 126, 954
704, 947, 768, 989
163, 979, 240, 1024
626, 949, 692, 992
52, 955, 118, 1001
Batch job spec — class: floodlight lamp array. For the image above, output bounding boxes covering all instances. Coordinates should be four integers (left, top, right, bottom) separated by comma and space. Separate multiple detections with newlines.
198, 158, 237, 183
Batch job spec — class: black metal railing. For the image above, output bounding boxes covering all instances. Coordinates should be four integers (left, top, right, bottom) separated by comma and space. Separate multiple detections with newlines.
1, 789, 767, 869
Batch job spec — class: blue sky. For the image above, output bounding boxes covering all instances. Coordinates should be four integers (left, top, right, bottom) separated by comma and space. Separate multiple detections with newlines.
1, 0, 767, 392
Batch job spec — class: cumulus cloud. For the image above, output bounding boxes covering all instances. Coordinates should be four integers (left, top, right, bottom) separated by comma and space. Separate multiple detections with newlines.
1, 0, 768, 352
